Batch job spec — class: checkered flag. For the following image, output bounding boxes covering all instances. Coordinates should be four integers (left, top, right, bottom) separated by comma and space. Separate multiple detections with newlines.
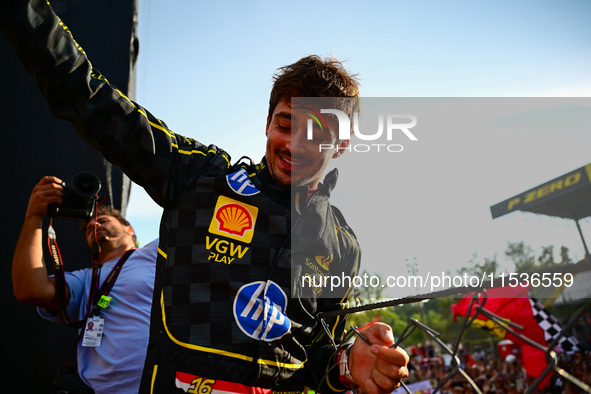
530, 299, 580, 353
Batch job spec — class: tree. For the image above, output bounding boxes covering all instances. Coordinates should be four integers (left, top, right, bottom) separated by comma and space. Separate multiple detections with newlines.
505, 242, 574, 273
505, 241, 536, 273
457, 252, 499, 277
353, 270, 384, 303
346, 306, 415, 344
538, 245, 555, 268
559, 245, 573, 265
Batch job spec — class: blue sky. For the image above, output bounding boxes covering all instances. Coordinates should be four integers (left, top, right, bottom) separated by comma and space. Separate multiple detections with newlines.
126, 0, 591, 286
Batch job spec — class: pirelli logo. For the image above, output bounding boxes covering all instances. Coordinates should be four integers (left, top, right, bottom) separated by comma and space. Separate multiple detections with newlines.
505, 172, 582, 211
209, 196, 258, 243
490, 163, 591, 219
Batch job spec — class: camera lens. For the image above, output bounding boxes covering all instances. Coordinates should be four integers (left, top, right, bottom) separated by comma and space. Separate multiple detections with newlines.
72, 172, 101, 198
48, 172, 101, 220
78, 179, 94, 192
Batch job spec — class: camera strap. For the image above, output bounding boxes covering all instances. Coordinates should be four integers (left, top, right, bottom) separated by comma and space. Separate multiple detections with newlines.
48, 223, 136, 327
47, 223, 82, 327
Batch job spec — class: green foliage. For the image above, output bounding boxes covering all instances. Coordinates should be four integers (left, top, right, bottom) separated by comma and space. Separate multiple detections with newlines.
345, 243, 576, 351
538, 245, 555, 267
457, 241, 574, 276
352, 270, 384, 302
505, 241, 574, 273
505, 241, 536, 273
345, 296, 484, 349
457, 252, 500, 277
559, 245, 573, 265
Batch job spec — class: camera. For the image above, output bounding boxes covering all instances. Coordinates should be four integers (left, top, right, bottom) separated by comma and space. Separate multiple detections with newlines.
48, 172, 102, 220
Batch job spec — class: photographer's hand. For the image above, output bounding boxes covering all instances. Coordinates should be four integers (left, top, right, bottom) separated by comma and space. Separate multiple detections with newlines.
12, 176, 65, 311
25, 176, 64, 220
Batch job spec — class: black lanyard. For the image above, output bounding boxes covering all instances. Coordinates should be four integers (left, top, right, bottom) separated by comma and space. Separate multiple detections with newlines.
89, 248, 135, 317
48, 224, 135, 327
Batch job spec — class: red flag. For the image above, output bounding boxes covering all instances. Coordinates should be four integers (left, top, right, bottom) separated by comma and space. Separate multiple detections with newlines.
465, 352, 475, 368
521, 344, 552, 388
451, 285, 552, 388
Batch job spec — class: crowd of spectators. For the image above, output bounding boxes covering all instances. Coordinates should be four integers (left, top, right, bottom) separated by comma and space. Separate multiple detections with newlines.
400, 342, 590, 393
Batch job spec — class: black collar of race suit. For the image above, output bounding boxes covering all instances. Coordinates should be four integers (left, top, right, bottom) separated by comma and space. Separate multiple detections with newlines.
251, 156, 339, 199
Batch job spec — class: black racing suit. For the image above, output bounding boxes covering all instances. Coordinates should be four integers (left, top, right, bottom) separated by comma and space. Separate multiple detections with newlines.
0, 1, 361, 392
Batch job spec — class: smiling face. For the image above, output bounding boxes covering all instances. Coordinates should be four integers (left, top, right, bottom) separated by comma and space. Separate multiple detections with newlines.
264, 100, 349, 189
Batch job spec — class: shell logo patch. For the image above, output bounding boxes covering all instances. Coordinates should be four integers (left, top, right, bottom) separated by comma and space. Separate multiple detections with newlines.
209, 196, 258, 243
216, 204, 252, 236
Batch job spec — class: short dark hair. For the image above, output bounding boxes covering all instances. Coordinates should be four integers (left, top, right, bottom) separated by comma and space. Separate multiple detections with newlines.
81, 205, 137, 245
268, 55, 360, 121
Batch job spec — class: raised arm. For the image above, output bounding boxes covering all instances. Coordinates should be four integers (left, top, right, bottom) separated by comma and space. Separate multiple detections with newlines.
12, 176, 66, 312
0, 0, 230, 207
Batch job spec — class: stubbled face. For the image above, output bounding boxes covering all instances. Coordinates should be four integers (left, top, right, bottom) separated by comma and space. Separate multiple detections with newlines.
265, 100, 348, 188
84, 215, 133, 248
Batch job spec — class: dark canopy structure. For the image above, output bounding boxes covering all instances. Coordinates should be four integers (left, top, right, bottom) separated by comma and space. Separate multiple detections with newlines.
0, 0, 138, 391
491, 163, 591, 222
490, 163, 591, 260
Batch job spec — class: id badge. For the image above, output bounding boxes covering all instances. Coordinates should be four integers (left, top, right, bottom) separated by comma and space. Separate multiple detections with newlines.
82, 317, 105, 347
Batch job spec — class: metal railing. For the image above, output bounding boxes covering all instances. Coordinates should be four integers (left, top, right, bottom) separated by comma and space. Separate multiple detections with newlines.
316, 260, 591, 393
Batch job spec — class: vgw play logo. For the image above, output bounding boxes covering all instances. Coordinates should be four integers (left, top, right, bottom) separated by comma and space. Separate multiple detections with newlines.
306, 109, 417, 153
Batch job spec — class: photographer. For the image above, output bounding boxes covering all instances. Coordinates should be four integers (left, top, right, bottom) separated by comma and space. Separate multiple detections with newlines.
12, 176, 158, 393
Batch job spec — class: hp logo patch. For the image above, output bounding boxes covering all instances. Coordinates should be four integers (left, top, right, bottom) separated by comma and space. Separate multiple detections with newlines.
227, 168, 260, 196
233, 281, 291, 341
